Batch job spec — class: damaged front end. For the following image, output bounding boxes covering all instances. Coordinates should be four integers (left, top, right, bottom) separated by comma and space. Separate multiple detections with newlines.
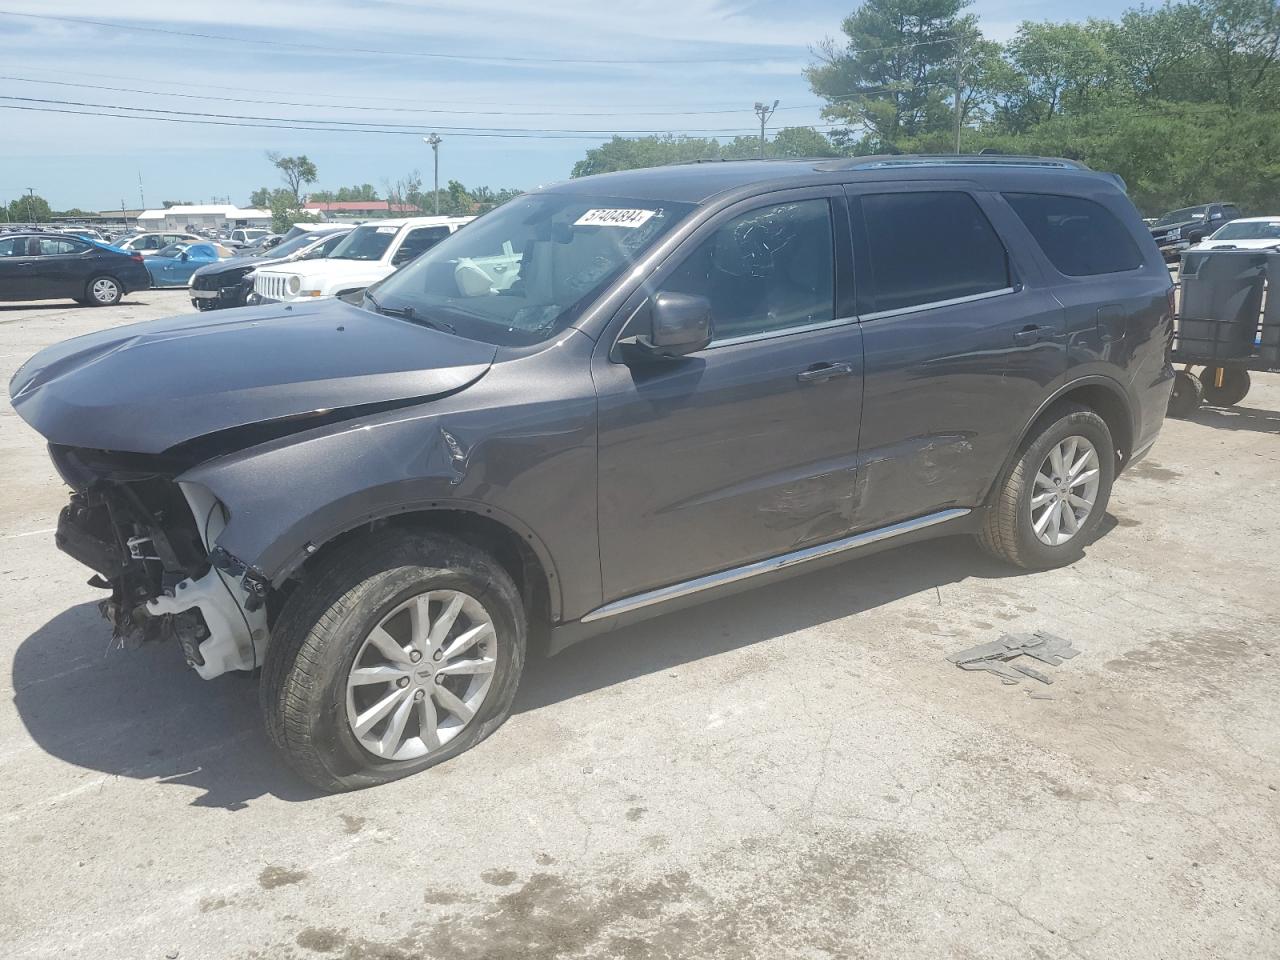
50, 444, 269, 679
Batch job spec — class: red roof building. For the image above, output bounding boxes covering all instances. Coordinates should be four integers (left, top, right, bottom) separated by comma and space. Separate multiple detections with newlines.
303, 200, 422, 214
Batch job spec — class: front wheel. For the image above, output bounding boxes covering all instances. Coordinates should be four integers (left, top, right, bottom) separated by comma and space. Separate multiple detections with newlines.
261, 529, 526, 792
977, 403, 1115, 570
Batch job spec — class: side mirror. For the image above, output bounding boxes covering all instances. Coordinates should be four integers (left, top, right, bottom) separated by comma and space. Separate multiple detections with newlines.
628, 292, 712, 360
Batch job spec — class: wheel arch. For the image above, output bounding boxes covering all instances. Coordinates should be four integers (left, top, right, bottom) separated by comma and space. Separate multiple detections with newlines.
984, 376, 1135, 506
285, 500, 561, 628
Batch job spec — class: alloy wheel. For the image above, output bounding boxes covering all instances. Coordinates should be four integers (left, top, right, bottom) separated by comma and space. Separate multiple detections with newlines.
92, 278, 119, 304
1030, 435, 1100, 546
345, 590, 498, 761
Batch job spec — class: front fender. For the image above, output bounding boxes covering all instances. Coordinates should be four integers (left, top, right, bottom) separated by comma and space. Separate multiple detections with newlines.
179, 352, 600, 621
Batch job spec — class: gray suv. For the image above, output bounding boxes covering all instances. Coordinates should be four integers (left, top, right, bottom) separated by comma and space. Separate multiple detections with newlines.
9, 156, 1175, 791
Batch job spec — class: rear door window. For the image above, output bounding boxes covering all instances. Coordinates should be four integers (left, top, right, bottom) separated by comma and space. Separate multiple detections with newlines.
660, 198, 835, 341
856, 192, 1010, 313
37, 237, 85, 256
1004, 193, 1143, 277
393, 226, 452, 266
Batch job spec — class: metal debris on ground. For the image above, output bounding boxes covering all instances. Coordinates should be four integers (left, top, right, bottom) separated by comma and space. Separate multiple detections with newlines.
947, 631, 1081, 685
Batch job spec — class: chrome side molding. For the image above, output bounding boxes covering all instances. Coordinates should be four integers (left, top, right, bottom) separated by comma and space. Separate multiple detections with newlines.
581, 507, 971, 623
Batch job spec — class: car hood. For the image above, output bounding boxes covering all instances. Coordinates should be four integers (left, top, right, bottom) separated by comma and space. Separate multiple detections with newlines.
8, 298, 496, 455
1190, 238, 1280, 252
263, 259, 390, 281
193, 252, 286, 278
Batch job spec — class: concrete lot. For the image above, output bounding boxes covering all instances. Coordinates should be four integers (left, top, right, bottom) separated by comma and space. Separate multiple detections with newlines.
1, 290, 1277, 959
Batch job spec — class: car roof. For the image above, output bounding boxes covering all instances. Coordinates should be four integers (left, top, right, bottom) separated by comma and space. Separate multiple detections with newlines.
539, 155, 1126, 205
1223, 215, 1278, 223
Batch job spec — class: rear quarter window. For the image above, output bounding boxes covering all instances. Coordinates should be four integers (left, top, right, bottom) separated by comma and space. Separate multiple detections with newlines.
1004, 193, 1144, 277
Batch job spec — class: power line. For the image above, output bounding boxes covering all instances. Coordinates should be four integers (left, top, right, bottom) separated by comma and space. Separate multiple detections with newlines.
0, 101, 844, 140
0, 94, 808, 134
0, 74, 810, 118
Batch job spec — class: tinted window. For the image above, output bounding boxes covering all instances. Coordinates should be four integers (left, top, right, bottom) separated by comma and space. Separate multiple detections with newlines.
330, 224, 397, 261
394, 226, 452, 265
0, 237, 28, 257
1004, 193, 1144, 277
38, 237, 85, 256
858, 192, 1009, 313
1222, 205, 1242, 221
661, 198, 834, 341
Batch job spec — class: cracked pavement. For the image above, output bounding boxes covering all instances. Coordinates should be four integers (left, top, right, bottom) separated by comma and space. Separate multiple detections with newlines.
1, 291, 1277, 959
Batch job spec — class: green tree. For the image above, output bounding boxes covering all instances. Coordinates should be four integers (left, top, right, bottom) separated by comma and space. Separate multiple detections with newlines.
160, 199, 194, 209
571, 135, 722, 177
806, 0, 976, 152
249, 187, 274, 209
267, 152, 319, 206
8, 194, 51, 222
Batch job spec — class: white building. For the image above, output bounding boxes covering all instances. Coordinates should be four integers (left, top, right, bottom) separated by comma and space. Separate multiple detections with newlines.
135, 204, 272, 233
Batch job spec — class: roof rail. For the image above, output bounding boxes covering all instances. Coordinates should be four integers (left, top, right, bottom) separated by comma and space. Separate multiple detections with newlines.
814, 154, 1091, 172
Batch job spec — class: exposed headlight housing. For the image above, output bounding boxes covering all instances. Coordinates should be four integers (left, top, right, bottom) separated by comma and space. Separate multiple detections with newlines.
1167, 227, 1181, 241
287, 275, 302, 295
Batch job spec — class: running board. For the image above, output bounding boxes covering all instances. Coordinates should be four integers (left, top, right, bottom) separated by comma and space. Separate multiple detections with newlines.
581, 508, 971, 623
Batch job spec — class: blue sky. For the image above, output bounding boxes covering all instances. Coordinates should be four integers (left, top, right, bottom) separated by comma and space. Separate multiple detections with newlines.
0, 0, 1134, 212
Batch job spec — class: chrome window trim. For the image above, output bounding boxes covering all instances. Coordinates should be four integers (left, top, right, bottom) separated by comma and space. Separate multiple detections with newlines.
859, 286, 1016, 322
580, 508, 970, 623
706, 314, 860, 350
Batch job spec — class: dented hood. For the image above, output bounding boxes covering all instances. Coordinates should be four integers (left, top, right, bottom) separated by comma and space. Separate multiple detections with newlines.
8, 298, 496, 454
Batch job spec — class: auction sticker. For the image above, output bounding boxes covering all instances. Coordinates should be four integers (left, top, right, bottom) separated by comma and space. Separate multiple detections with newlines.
574, 208, 657, 228
376, 225, 398, 233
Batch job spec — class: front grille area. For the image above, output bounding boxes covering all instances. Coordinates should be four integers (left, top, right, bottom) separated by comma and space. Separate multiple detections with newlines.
192, 268, 247, 292
254, 272, 291, 301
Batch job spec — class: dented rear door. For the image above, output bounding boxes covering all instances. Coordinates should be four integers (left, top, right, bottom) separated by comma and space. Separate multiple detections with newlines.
845, 183, 1066, 529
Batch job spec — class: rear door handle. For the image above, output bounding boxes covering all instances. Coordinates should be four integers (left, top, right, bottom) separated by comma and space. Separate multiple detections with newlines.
797, 361, 854, 383
1013, 324, 1052, 345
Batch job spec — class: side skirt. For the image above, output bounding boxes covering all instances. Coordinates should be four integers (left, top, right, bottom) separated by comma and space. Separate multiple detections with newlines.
547, 507, 975, 655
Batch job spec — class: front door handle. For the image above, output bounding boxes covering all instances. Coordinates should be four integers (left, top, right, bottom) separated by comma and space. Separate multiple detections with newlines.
1013, 324, 1052, 345
797, 361, 853, 383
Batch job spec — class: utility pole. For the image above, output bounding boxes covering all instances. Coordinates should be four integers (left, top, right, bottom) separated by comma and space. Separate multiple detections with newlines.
424, 134, 442, 214
953, 37, 965, 154
25, 187, 36, 224
137, 170, 146, 210
754, 100, 778, 159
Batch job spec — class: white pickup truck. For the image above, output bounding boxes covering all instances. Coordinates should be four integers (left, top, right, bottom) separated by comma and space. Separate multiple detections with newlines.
253, 216, 472, 302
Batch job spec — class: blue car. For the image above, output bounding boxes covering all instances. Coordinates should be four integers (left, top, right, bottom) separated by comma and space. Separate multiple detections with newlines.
143, 242, 229, 288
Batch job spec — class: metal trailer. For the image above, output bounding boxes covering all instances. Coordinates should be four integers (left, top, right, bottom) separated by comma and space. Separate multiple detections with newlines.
1167, 247, 1280, 417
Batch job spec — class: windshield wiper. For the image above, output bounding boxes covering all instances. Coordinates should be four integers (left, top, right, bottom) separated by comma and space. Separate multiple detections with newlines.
365, 292, 456, 334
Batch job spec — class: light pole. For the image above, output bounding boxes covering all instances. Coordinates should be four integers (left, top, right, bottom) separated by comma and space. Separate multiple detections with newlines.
754, 100, 778, 159
423, 134, 442, 214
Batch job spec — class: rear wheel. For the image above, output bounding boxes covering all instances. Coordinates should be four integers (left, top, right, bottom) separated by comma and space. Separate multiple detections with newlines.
85, 275, 122, 306
977, 403, 1115, 570
1197, 367, 1250, 407
261, 529, 525, 792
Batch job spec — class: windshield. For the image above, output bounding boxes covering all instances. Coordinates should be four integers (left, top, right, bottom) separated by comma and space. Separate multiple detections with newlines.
329, 224, 399, 261
258, 232, 327, 258
1156, 206, 1207, 226
369, 194, 695, 346
1210, 220, 1280, 241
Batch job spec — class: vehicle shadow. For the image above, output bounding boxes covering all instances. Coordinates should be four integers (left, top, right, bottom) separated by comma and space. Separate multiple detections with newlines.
1191, 403, 1280, 434
11, 601, 323, 811
0, 300, 147, 313
11, 535, 1040, 809
514, 535, 1019, 714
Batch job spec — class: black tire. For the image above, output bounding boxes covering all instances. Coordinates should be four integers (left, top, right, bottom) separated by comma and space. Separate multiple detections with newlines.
977, 402, 1115, 570
1167, 370, 1203, 418
1197, 367, 1250, 407
261, 529, 525, 792
193, 298, 218, 312
84, 275, 122, 306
